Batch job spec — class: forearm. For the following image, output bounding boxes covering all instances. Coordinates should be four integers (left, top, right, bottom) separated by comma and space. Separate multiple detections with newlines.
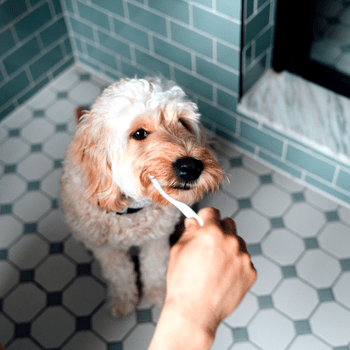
148, 300, 215, 350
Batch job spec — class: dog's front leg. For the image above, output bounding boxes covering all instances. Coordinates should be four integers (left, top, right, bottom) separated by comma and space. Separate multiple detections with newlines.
139, 235, 170, 309
93, 247, 139, 318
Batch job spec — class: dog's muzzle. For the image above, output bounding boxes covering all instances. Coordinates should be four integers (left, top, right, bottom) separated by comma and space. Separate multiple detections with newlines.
172, 157, 204, 186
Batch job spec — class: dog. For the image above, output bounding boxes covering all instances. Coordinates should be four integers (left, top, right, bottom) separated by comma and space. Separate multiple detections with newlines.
60, 77, 224, 317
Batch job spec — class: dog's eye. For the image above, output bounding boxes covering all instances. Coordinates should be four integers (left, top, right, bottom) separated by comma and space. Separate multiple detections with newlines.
132, 129, 149, 140
179, 119, 192, 132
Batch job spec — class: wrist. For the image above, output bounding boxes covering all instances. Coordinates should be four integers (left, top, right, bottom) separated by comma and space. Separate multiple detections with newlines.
149, 299, 215, 350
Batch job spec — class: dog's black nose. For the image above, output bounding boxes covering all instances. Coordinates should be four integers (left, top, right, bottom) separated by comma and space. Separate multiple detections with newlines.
172, 157, 204, 183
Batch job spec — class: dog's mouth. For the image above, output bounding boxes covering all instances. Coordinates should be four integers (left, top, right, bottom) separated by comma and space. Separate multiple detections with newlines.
169, 184, 194, 191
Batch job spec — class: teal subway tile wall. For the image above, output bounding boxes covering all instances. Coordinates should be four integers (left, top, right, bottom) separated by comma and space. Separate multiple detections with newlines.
0, 0, 74, 121
1, 0, 350, 207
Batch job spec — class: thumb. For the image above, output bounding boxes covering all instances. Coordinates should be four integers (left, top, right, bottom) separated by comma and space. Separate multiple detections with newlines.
184, 216, 200, 230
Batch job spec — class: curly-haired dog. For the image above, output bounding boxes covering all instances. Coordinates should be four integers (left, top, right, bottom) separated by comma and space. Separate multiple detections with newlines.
60, 77, 224, 317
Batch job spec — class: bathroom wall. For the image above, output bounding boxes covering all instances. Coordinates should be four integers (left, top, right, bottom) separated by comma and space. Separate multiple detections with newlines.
62, 0, 274, 135
0, 0, 74, 122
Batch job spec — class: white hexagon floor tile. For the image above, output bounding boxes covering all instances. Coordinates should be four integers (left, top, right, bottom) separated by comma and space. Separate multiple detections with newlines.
248, 309, 295, 350
273, 279, 319, 320
3, 283, 46, 323
296, 250, 341, 288
21, 118, 55, 143
262, 228, 304, 265
31, 307, 75, 348
252, 185, 291, 217
223, 167, 260, 198
310, 302, 350, 347
63, 276, 105, 316
284, 203, 326, 237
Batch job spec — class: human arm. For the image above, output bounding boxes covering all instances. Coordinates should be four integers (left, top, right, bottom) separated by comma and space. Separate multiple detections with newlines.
148, 207, 257, 350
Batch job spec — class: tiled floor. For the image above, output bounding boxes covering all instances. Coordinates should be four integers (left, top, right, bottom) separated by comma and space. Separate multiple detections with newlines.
1, 65, 350, 350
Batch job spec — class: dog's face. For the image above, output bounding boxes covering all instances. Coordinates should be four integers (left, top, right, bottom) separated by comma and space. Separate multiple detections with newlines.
70, 78, 224, 211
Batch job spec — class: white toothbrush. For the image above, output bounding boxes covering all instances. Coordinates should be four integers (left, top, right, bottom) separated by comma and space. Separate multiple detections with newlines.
149, 176, 204, 227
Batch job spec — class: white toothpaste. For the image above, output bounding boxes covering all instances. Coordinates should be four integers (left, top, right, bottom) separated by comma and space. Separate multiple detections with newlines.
149, 176, 204, 227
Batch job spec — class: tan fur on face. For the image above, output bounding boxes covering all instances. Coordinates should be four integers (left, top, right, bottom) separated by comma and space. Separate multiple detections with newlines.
69, 110, 129, 212
124, 106, 224, 206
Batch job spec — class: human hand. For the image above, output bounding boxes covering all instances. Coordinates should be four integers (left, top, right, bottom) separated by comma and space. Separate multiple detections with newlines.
165, 207, 257, 337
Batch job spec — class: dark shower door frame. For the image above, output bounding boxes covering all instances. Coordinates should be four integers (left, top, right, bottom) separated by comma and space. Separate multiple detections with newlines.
272, 0, 350, 99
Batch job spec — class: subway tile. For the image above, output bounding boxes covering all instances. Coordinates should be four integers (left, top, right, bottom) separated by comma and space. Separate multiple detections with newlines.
217, 89, 238, 111
0, 0, 27, 30
244, 3, 270, 45
240, 122, 284, 156
217, 43, 240, 70
258, 0, 269, 9
52, 0, 63, 15
255, 27, 273, 58
30, 44, 64, 80
135, 49, 170, 77
64, 38, 72, 55
245, 44, 253, 67
121, 61, 148, 78
216, 0, 242, 20
198, 100, 236, 133
153, 37, 191, 70
4, 37, 41, 76
77, 1, 110, 30
259, 151, 302, 179
15, 3, 52, 41
193, 6, 240, 46
286, 146, 336, 183
70, 17, 94, 41
174, 69, 213, 100
91, 0, 124, 17
148, 0, 189, 24
171, 22, 212, 57
75, 37, 83, 53
98, 31, 131, 59
245, 0, 254, 19
306, 176, 350, 205
128, 3, 167, 37
113, 18, 149, 49
79, 56, 102, 72
242, 54, 266, 93
191, 0, 212, 7
0, 29, 16, 57
18, 76, 50, 105
30, 0, 42, 5
336, 169, 350, 193
0, 71, 30, 107
52, 57, 74, 78
64, 0, 74, 13
40, 17, 68, 48
86, 44, 118, 70
196, 57, 239, 92
223, 132, 256, 153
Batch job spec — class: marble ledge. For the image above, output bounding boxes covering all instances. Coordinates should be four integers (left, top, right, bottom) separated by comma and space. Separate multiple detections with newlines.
238, 70, 350, 166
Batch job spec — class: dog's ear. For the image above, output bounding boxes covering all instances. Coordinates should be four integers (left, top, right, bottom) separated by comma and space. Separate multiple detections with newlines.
69, 112, 128, 212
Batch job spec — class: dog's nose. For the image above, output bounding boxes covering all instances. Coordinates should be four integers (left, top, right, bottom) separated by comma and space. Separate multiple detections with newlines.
172, 157, 204, 183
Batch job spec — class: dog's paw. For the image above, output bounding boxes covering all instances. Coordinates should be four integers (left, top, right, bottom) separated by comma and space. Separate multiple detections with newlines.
145, 286, 166, 309
110, 294, 139, 318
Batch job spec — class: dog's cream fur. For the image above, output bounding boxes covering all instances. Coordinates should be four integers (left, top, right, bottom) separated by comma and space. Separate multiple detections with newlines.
60, 77, 224, 317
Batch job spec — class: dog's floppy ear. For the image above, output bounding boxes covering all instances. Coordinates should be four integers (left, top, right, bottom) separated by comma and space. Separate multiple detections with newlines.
69, 110, 128, 212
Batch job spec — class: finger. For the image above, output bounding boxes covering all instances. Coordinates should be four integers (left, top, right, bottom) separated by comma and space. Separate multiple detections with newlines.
221, 217, 237, 236
236, 234, 249, 254
197, 207, 221, 226
184, 216, 200, 230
